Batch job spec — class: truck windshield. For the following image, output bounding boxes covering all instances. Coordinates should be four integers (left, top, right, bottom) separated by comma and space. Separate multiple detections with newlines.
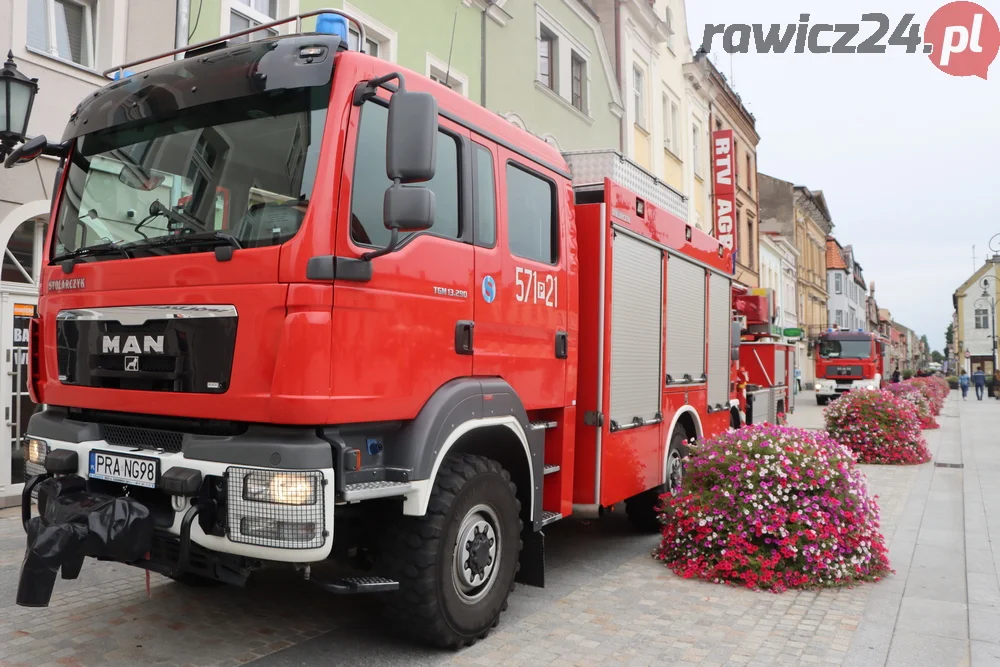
52, 84, 330, 262
819, 340, 872, 359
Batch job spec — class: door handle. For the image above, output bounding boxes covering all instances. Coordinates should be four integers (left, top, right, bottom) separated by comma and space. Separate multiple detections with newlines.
555, 331, 568, 359
455, 321, 474, 355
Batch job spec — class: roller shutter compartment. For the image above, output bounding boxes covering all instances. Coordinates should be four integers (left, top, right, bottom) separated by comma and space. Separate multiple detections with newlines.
775, 346, 786, 386
666, 256, 706, 384
608, 231, 663, 429
707, 273, 732, 408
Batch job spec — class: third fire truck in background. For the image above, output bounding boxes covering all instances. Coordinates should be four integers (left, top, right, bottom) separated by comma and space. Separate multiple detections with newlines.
813, 329, 889, 405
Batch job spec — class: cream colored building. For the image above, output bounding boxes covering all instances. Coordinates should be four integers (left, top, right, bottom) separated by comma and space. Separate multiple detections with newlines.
0, 0, 175, 504
954, 256, 1000, 377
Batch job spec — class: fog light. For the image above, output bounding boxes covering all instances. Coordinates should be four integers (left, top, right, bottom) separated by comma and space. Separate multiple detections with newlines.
26, 438, 48, 465
239, 517, 317, 542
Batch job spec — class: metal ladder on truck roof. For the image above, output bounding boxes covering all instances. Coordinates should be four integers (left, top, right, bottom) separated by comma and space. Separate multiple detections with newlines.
562, 149, 689, 223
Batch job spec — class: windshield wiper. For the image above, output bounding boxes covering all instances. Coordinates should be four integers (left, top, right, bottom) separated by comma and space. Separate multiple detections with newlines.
122, 231, 242, 261
51, 241, 131, 272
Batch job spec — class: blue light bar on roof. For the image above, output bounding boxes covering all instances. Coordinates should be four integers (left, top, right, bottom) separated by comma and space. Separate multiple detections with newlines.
112, 69, 134, 80
316, 13, 349, 43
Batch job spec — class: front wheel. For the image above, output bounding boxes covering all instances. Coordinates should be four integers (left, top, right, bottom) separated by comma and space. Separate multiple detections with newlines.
379, 454, 522, 649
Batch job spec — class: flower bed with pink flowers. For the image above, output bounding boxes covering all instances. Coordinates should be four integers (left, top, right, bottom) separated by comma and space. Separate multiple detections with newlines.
885, 382, 938, 430
825, 389, 931, 464
654, 424, 892, 593
906, 376, 949, 416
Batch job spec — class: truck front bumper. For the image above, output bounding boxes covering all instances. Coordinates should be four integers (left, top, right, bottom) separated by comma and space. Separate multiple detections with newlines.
19, 434, 335, 606
814, 379, 879, 397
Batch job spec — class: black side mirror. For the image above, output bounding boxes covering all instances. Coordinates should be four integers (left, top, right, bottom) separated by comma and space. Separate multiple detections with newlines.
3, 135, 47, 168
386, 90, 438, 183
384, 184, 434, 233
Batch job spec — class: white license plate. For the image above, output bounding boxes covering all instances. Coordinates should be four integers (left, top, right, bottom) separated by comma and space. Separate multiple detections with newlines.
88, 450, 159, 488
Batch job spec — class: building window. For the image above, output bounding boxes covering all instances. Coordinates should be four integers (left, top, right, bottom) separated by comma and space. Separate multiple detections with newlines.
665, 7, 675, 50
507, 163, 559, 265
570, 52, 586, 113
692, 122, 702, 177
663, 94, 680, 153
350, 103, 460, 248
836, 310, 844, 327
835, 273, 843, 294
473, 145, 496, 247
976, 308, 990, 329
427, 55, 468, 97
539, 27, 557, 91
746, 154, 753, 194
348, 28, 382, 57
27, 0, 95, 68
747, 218, 755, 268
230, 0, 279, 44
633, 65, 646, 129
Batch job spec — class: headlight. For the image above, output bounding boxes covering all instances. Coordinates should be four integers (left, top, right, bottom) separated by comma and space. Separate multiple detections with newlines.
26, 438, 48, 465
243, 470, 317, 506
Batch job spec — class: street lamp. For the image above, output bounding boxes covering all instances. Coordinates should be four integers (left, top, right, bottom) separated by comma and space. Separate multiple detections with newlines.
979, 275, 997, 378
0, 51, 39, 162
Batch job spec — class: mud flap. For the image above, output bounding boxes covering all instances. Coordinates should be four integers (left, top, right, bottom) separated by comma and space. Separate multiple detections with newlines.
515, 527, 545, 588
17, 475, 154, 607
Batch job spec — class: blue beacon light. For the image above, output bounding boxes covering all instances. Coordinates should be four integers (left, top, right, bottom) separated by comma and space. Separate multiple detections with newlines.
315, 14, 349, 44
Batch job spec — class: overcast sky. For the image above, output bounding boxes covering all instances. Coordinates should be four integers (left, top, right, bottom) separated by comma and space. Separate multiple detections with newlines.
685, 0, 1000, 353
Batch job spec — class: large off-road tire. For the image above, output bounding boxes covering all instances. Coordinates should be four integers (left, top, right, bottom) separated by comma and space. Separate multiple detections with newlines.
817, 396, 829, 406
379, 454, 522, 649
625, 429, 687, 533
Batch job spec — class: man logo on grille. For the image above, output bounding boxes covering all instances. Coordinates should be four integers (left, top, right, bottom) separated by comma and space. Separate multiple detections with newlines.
124, 356, 139, 372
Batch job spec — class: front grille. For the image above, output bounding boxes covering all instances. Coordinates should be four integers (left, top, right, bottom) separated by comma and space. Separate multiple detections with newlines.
101, 424, 183, 453
825, 365, 863, 378
97, 355, 177, 373
226, 467, 326, 550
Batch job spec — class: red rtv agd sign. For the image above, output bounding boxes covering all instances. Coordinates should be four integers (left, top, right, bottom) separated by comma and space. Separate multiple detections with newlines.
712, 129, 736, 270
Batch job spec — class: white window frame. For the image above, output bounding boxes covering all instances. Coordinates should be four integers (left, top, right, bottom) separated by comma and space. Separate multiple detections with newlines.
538, 25, 558, 91
229, 0, 279, 43
535, 7, 593, 117
633, 65, 647, 130
425, 52, 469, 98
570, 50, 587, 114
343, 1, 398, 62
835, 272, 843, 294
664, 6, 675, 53
691, 121, 702, 177
27, 0, 96, 70
662, 88, 680, 155
976, 308, 989, 329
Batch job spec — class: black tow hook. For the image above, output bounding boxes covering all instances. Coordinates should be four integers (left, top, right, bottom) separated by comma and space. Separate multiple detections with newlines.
173, 503, 201, 577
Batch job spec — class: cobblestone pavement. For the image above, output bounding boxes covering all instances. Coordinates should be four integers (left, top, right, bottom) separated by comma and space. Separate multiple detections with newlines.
0, 393, 948, 666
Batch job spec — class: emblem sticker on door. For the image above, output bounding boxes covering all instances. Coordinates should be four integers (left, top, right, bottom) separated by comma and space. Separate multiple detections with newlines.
482, 275, 496, 303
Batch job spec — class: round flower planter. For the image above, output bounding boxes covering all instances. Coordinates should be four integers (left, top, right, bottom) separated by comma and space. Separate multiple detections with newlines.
655, 424, 892, 593
825, 389, 931, 465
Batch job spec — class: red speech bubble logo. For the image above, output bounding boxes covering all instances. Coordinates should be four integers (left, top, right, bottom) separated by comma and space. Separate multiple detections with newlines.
925, 1, 1000, 79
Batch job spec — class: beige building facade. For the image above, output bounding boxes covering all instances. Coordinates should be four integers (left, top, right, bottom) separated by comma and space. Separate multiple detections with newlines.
759, 174, 833, 388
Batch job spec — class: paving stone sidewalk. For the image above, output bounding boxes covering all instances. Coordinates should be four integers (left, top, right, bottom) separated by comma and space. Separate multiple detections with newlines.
0, 392, 979, 666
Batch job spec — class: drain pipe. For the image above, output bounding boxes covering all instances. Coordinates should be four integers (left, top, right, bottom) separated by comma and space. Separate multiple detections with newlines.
174, 0, 190, 61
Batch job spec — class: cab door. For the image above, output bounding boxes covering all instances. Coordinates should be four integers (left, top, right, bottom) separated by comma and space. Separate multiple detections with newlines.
488, 149, 569, 410
331, 95, 475, 422
469, 138, 505, 379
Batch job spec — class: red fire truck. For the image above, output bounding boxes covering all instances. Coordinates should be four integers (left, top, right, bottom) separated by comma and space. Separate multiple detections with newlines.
813, 329, 888, 405
8, 10, 736, 649
731, 287, 795, 425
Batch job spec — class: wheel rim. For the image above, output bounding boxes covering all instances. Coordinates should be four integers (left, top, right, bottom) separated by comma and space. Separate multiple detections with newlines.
666, 450, 683, 494
452, 503, 502, 603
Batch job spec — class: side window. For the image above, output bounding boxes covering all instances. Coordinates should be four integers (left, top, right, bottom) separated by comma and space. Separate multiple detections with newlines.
473, 144, 496, 247
505, 163, 558, 264
350, 102, 460, 248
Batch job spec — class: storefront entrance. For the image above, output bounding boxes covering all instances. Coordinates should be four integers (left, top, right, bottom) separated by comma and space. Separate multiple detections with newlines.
0, 210, 46, 505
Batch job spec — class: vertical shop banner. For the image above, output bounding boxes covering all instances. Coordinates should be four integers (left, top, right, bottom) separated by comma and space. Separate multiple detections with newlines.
712, 129, 736, 273
9, 303, 36, 485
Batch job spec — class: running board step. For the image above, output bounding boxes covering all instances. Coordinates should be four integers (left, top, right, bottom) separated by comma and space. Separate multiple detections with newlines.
342, 481, 412, 502
312, 576, 399, 595
544, 464, 560, 475
528, 420, 558, 431
540, 510, 563, 527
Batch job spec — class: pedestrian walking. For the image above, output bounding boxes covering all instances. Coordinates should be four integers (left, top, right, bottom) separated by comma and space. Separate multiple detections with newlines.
973, 365, 987, 401
960, 369, 970, 400
891, 366, 901, 384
